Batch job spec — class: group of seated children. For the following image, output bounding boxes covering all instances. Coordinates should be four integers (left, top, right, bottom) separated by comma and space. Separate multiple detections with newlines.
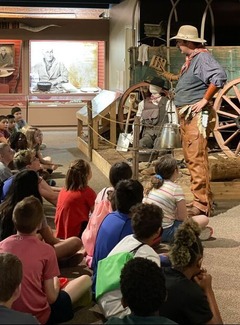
89, 163, 221, 324
0, 106, 59, 180
50, 154, 220, 323
0, 145, 222, 324
104, 219, 223, 324
0, 196, 92, 324
0, 106, 27, 144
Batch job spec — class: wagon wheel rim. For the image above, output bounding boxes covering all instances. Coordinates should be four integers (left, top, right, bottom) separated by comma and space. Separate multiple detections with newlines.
213, 78, 240, 157
118, 81, 169, 132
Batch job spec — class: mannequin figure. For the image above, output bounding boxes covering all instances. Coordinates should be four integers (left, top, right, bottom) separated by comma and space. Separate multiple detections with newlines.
136, 77, 178, 149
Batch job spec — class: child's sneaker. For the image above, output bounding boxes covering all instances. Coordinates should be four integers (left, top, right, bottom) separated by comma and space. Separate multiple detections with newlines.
200, 226, 213, 241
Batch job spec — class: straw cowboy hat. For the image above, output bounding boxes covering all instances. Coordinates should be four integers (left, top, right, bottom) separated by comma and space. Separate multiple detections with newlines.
170, 25, 206, 43
0, 68, 14, 77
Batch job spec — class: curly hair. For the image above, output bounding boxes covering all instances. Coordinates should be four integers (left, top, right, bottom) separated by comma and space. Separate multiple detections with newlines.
65, 159, 91, 191
169, 219, 203, 270
120, 257, 166, 316
144, 154, 177, 195
130, 203, 163, 240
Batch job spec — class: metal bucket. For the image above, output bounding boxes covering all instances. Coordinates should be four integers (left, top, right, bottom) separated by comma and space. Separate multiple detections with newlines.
158, 123, 181, 149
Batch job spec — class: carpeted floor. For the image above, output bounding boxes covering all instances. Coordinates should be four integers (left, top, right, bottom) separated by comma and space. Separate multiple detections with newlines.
42, 129, 240, 324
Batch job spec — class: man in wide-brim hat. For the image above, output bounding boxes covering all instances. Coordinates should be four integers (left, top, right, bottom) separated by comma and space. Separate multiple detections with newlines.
170, 25, 227, 217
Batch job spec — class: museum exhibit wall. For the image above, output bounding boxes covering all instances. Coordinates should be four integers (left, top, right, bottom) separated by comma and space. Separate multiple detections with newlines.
0, 18, 109, 126
108, 0, 240, 92
108, 0, 138, 92
0, 0, 239, 127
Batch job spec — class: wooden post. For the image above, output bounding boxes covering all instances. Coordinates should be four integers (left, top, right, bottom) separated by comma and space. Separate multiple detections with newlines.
87, 100, 93, 161
109, 102, 116, 147
132, 116, 140, 180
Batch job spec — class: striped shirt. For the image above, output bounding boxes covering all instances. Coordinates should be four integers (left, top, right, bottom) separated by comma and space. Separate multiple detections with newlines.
143, 180, 185, 228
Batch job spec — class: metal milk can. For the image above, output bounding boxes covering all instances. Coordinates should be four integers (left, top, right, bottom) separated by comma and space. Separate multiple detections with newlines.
159, 123, 181, 149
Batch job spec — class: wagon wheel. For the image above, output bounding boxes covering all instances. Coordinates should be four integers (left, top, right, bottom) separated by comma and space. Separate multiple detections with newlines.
213, 78, 240, 157
118, 81, 169, 132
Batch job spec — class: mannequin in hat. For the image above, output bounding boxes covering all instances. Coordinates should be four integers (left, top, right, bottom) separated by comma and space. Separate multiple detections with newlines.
170, 25, 227, 217
136, 77, 178, 149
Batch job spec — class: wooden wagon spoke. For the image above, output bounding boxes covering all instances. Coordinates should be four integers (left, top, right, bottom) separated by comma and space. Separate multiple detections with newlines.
212, 78, 240, 157
123, 117, 135, 122
233, 85, 240, 103
223, 130, 239, 146
128, 117, 136, 121
217, 110, 238, 119
222, 95, 240, 115
118, 81, 152, 132
217, 122, 237, 130
131, 107, 138, 112
234, 141, 240, 156
139, 86, 148, 98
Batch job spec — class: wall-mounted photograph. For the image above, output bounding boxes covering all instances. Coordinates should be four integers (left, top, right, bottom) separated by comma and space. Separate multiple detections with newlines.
29, 40, 99, 93
0, 44, 14, 68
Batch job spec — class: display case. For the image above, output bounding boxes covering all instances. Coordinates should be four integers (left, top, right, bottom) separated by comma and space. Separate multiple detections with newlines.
76, 90, 121, 156
28, 93, 97, 126
0, 95, 27, 119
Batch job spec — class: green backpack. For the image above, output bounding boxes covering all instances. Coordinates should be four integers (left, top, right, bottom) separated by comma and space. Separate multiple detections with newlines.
95, 243, 144, 300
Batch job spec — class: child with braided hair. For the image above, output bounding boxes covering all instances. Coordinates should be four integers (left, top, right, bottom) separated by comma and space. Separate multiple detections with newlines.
143, 154, 212, 242
160, 219, 223, 324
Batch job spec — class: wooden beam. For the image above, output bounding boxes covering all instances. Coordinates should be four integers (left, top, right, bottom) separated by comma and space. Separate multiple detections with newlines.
77, 136, 89, 157
181, 182, 240, 201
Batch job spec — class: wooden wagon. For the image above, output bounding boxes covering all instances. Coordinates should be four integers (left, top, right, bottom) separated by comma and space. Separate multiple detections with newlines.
118, 0, 240, 158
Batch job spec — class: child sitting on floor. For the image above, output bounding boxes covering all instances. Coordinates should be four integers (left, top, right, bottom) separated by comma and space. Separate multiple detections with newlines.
6, 114, 16, 136
143, 154, 212, 242
96, 202, 164, 319
0, 252, 39, 324
55, 158, 96, 239
0, 195, 92, 325
105, 257, 176, 324
9, 132, 28, 152
82, 161, 132, 268
0, 169, 81, 261
0, 115, 10, 144
25, 127, 58, 173
11, 107, 27, 133
160, 219, 223, 324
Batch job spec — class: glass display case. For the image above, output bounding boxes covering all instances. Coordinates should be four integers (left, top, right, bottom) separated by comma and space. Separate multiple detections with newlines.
28, 93, 97, 126
0, 95, 27, 119
29, 40, 100, 94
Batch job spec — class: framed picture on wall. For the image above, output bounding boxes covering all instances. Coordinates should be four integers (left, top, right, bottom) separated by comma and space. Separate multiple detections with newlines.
29, 40, 100, 94
0, 44, 14, 68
